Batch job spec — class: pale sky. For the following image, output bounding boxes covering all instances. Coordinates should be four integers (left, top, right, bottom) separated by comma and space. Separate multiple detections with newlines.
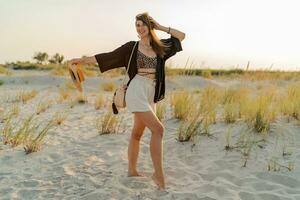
1, 0, 300, 71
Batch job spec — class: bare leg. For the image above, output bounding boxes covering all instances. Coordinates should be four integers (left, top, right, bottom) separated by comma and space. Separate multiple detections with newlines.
128, 114, 146, 176
135, 110, 165, 190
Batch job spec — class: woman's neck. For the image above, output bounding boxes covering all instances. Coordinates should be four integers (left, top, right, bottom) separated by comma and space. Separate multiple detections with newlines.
140, 36, 151, 46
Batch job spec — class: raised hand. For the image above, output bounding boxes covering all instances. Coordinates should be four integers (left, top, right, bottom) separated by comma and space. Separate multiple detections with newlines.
148, 16, 161, 30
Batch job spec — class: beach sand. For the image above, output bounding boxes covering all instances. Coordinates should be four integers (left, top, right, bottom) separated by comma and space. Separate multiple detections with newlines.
0, 71, 299, 200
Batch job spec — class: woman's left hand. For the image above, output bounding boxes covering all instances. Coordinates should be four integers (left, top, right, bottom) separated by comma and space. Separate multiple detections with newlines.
149, 16, 161, 30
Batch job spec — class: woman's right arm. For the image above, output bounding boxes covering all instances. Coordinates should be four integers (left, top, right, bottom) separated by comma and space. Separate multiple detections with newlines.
68, 41, 132, 72
68, 56, 96, 66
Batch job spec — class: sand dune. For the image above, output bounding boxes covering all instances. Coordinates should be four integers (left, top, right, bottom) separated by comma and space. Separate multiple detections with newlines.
0, 72, 299, 200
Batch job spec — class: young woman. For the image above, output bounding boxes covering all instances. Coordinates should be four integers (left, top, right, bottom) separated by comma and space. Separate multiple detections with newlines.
69, 12, 185, 190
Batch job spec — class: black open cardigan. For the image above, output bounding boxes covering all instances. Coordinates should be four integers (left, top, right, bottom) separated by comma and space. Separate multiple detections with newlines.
94, 36, 183, 104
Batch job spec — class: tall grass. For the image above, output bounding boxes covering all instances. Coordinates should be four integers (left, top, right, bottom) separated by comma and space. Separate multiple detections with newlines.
36, 99, 53, 115
176, 109, 203, 142
0, 103, 20, 122
57, 87, 71, 102
221, 87, 251, 123
1, 115, 15, 144
94, 94, 105, 110
53, 111, 68, 125
10, 114, 36, 147
96, 111, 122, 134
17, 90, 38, 103
170, 90, 193, 120
0, 65, 12, 75
280, 83, 300, 121
101, 82, 116, 92
241, 89, 278, 133
199, 86, 221, 135
24, 120, 54, 154
156, 101, 167, 121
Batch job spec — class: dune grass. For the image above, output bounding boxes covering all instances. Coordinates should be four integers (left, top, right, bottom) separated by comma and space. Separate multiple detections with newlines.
0, 80, 4, 86
57, 87, 72, 102
96, 111, 122, 134
51, 66, 68, 76
36, 99, 53, 115
267, 157, 294, 171
280, 83, 300, 121
165, 66, 300, 81
199, 86, 221, 135
156, 101, 167, 121
170, 90, 194, 120
0, 103, 20, 122
221, 87, 251, 123
0, 65, 12, 75
176, 109, 203, 142
10, 114, 36, 147
17, 89, 38, 104
24, 120, 54, 154
241, 89, 278, 134
101, 82, 117, 92
1, 115, 16, 145
94, 94, 106, 110
53, 111, 68, 125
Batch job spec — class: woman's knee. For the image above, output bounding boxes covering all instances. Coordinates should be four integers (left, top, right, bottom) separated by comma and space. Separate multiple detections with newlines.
131, 125, 145, 141
153, 124, 164, 137
132, 131, 143, 141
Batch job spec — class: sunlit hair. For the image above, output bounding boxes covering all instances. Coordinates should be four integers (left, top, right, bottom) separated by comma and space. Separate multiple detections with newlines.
135, 12, 169, 58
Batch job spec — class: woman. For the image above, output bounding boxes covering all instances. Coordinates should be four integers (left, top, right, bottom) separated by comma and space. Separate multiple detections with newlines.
69, 12, 185, 190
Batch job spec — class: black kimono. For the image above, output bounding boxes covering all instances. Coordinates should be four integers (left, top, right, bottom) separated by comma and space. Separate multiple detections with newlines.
94, 36, 183, 103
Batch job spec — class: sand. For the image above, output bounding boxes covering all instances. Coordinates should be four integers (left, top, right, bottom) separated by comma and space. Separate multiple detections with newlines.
0, 70, 299, 200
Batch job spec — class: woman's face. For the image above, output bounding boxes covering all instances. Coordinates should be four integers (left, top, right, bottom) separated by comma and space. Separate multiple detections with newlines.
135, 20, 149, 38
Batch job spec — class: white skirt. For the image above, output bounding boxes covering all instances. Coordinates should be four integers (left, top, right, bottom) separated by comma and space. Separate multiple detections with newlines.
125, 74, 156, 113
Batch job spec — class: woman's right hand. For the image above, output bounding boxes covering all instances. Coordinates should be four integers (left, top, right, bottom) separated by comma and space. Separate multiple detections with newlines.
68, 58, 82, 66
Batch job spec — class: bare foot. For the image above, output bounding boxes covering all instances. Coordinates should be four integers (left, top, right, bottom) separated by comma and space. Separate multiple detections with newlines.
127, 171, 145, 177
151, 173, 165, 191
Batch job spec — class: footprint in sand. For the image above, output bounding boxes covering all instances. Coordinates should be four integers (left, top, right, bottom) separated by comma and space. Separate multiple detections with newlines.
63, 165, 76, 176
84, 155, 104, 166
118, 177, 150, 190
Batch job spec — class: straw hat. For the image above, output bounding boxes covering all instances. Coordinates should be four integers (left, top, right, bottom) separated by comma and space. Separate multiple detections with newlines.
68, 63, 85, 92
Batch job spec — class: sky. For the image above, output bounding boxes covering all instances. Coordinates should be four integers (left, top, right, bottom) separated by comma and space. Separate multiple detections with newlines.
1, 0, 300, 71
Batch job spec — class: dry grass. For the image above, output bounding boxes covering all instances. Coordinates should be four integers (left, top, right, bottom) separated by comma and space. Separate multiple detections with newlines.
101, 82, 116, 92
176, 110, 203, 142
199, 86, 221, 135
36, 99, 53, 115
0, 65, 12, 75
51, 67, 67, 76
10, 114, 36, 147
1, 115, 15, 144
96, 111, 122, 134
53, 111, 68, 125
17, 90, 38, 103
82, 67, 98, 77
221, 87, 251, 123
280, 83, 300, 121
156, 101, 167, 121
170, 90, 194, 120
24, 120, 54, 154
241, 89, 278, 133
0, 103, 20, 122
57, 87, 72, 102
94, 94, 106, 110
267, 157, 294, 171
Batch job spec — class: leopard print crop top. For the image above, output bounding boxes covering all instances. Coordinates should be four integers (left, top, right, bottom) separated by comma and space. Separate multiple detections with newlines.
136, 49, 157, 69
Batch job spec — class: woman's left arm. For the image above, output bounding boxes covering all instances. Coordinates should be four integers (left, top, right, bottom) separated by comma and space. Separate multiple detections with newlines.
157, 25, 185, 41
149, 17, 185, 41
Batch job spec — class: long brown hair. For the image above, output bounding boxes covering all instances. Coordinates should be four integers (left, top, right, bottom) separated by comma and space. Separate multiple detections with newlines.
135, 12, 169, 58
